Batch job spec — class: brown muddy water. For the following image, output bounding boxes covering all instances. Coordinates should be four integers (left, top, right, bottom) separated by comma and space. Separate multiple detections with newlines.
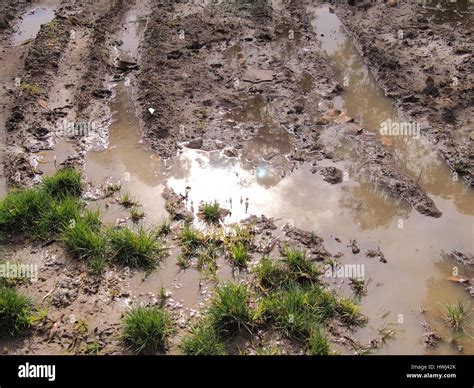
0, 2, 58, 196
39, 4, 473, 354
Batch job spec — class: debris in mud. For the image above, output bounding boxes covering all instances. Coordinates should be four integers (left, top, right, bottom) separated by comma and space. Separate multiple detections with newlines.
449, 251, 474, 267
282, 223, 331, 261
366, 248, 387, 264
447, 275, 470, 285
349, 240, 360, 255
162, 187, 193, 222
421, 321, 442, 348
115, 60, 139, 72
350, 128, 442, 218
311, 166, 343, 184
242, 215, 276, 234
52, 277, 80, 307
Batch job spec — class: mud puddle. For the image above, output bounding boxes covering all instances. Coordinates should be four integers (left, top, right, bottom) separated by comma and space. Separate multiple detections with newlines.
10, 4, 57, 45
41, 2, 473, 354
0, 2, 59, 196
307, 5, 474, 354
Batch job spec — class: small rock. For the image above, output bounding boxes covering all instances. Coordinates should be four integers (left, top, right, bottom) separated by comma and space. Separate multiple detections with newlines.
185, 138, 203, 149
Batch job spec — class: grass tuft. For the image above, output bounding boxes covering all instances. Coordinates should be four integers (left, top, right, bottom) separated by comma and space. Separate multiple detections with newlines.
261, 286, 337, 340
61, 214, 106, 262
208, 283, 253, 336
107, 227, 165, 271
156, 218, 171, 236
282, 245, 319, 283
228, 242, 249, 268
180, 322, 227, 355
308, 327, 330, 355
119, 192, 136, 208
121, 306, 175, 353
442, 301, 471, 331
130, 207, 145, 223
198, 201, 226, 224
0, 286, 32, 337
252, 256, 289, 291
42, 167, 83, 199
335, 297, 367, 327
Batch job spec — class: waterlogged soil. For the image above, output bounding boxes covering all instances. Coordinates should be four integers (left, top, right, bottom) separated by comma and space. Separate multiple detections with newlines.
334, 0, 474, 186
0, 0, 473, 356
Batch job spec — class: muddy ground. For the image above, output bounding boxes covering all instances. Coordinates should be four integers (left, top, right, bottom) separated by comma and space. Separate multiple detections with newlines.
335, 0, 473, 186
0, 0, 472, 355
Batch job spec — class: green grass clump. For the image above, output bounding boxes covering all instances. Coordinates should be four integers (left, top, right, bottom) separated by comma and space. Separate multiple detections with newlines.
308, 327, 330, 355
0, 286, 32, 337
130, 207, 145, 223
335, 297, 367, 327
198, 201, 225, 224
121, 306, 175, 353
208, 283, 253, 336
42, 167, 83, 199
228, 242, 249, 268
0, 188, 53, 239
37, 196, 83, 236
107, 227, 165, 271
261, 286, 336, 340
254, 346, 282, 355
442, 301, 471, 331
156, 218, 171, 236
224, 224, 253, 248
20, 83, 42, 94
0, 168, 84, 240
119, 192, 136, 208
196, 243, 219, 278
282, 246, 319, 283
179, 224, 203, 248
61, 214, 106, 262
180, 323, 227, 355
87, 257, 108, 276
252, 256, 289, 291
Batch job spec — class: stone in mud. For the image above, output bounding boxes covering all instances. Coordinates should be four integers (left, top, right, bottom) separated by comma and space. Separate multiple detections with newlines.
185, 138, 203, 149
402, 95, 420, 103
92, 89, 112, 99
115, 60, 139, 72
334, 112, 354, 124
242, 67, 274, 84
467, 286, 474, 298
224, 148, 237, 157
162, 187, 193, 222
312, 116, 330, 125
316, 167, 343, 184
167, 50, 183, 60
422, 83, 439, 98
325, 109, 341, 118
187, 41, 204, 51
